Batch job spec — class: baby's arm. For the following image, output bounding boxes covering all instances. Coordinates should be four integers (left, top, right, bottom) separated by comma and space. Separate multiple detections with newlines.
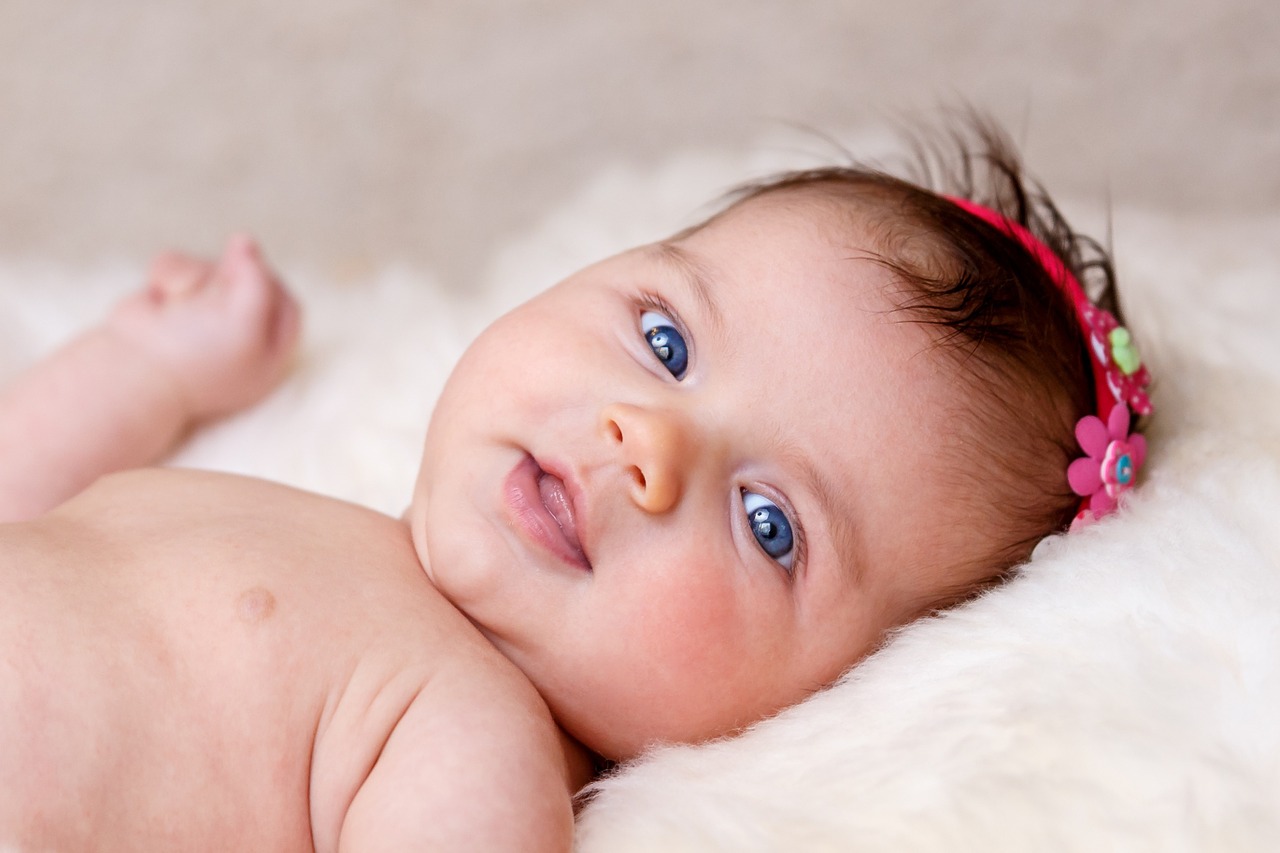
0, 236, 299, 522
337, 684, 576, 853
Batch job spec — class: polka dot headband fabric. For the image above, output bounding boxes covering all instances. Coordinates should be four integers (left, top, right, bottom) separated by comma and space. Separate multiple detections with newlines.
948, 197, 1152, 529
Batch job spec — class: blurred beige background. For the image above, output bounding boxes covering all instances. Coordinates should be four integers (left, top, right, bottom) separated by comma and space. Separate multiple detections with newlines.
1, 0, 1276, 291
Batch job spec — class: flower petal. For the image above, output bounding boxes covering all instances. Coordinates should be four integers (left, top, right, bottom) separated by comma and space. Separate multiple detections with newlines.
1130, 389, 1153, 418
1091, 489, 1117, 517
1076, 415, 1109, 459
1068, 457, 1103, 497
1129, 433, 1147, 469
1107, 403, 1131, 440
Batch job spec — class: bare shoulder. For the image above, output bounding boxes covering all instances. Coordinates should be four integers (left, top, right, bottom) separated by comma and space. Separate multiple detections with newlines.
338, 656, 576, 853
45, 466, 402, 547
58, 466, 382, 521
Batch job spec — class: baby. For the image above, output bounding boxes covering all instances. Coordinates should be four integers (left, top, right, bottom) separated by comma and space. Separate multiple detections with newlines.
0, 122, 1150, 850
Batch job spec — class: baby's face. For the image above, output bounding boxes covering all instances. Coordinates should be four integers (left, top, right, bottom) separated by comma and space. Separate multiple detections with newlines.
410, 193, 971, 760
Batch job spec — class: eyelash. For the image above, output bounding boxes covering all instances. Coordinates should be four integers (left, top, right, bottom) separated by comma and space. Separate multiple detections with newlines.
790, 514, 808, 578
637, 292, 685, 334
634, 290, 806, 579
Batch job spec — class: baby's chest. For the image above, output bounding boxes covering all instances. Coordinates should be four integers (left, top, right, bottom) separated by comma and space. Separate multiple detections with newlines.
33, 468, 441, 676
0, 551, 354, 846
0, 473, 469, 847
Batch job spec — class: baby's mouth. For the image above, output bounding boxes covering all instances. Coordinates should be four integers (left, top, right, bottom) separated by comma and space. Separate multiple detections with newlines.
503, 454, 591, 571
536, 468, 588, 567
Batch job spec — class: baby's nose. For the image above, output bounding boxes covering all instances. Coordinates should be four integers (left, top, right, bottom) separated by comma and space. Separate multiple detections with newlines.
598, 402, 690, 514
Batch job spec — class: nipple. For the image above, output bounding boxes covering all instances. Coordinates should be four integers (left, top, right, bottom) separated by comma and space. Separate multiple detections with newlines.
236, 586, 277, 623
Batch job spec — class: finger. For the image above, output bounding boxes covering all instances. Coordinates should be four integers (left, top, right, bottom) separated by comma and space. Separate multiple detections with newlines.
219, 235, 299, 349
218, 234, 267, 284
267, 288, 303, 358
218, 233, 276, 312
147, 252, 212, 300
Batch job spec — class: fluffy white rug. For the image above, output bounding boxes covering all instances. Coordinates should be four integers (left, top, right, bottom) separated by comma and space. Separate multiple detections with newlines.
3, 146, 1278, 851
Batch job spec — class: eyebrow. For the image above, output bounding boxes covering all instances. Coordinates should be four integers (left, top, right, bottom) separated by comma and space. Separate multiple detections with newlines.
652, 241, 725, 339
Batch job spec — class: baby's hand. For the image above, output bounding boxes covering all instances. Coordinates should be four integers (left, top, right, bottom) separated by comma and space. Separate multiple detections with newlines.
108, 235, 301, 423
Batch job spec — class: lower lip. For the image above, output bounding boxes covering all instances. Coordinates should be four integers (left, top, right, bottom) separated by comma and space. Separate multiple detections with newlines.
502, 455, 590, 571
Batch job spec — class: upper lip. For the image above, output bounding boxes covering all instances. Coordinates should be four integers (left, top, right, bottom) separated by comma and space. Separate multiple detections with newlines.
533, 455, 592, 570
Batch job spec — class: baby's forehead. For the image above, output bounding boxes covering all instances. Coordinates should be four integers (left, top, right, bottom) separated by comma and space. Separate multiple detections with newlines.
668, 196, 901, 327
687, 184, 883, 244
749, 171, 923, 232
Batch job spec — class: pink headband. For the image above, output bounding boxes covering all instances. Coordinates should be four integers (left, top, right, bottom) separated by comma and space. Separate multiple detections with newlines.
948, 197, 1152, 529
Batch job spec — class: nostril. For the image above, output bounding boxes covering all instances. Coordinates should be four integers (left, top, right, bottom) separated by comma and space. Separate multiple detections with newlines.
606, 419, 623, 443
628, 465, 646, 490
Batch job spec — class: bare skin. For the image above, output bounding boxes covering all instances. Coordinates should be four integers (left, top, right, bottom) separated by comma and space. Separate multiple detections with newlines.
0, 237, 299, 522
0, 241, 586, 851
0, 192, 988, 849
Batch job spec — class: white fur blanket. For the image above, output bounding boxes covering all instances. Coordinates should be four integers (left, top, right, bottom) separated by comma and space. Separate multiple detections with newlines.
3, 150, 1278, 851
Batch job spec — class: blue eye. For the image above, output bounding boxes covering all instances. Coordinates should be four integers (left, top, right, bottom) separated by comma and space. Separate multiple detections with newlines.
640, 310, 688, 379
742, 491, 795, 571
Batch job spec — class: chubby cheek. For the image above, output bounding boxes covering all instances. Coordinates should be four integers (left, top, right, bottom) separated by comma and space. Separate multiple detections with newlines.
580, 556, 783, 754
450, 304, 604, 421
634, 565, 745, 678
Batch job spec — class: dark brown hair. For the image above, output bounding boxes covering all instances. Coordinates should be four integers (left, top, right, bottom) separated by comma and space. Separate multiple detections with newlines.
713, 116, 1119, 611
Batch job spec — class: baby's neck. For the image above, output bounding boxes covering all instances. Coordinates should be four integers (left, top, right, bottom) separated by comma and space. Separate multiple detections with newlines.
404, 514, 597, 793
559, 727, 597, 795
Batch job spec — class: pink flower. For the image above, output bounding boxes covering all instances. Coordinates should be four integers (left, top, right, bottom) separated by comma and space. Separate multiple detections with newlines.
1081, 305, 1153, 417
1067, 403, 1147, 527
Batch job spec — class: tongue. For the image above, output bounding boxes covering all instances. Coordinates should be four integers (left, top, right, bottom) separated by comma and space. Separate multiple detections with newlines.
538, 473, 583, 553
